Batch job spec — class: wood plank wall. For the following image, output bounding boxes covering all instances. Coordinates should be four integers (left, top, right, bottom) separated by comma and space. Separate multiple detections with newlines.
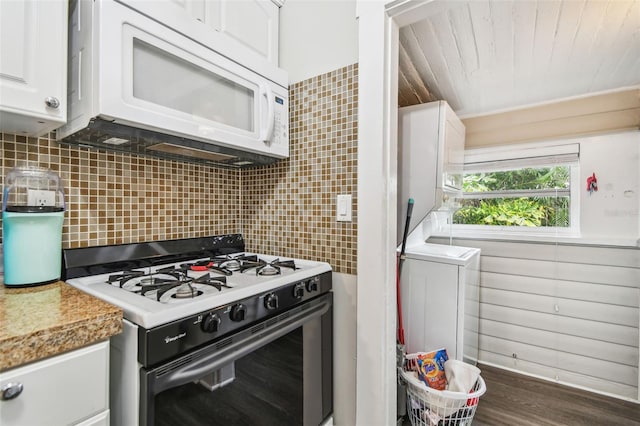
461, 88, 640, 148
429, 237, 640, 401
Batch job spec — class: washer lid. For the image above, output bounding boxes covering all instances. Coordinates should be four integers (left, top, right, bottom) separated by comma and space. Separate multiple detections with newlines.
403, 242, 479, 265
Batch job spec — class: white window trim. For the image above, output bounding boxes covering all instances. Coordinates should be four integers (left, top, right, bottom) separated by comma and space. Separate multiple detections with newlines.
432, 143, 581, 241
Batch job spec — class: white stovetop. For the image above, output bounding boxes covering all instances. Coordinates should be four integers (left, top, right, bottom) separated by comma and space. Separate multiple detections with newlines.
65, 253, 331, 329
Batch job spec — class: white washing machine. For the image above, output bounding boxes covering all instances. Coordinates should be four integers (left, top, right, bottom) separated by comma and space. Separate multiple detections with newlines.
400, 242, 480, 364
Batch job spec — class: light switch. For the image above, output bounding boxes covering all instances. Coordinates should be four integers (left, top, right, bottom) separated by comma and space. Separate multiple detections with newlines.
336, 194, 352, 222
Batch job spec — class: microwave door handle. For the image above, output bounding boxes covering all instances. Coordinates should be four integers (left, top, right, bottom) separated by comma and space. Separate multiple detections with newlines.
259, 84, 275, 144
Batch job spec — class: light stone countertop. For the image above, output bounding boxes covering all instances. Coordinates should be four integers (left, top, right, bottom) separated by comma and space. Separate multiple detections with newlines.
0, 279, 122, 371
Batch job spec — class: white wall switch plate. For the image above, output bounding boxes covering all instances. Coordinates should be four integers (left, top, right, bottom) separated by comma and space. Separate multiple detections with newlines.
336, 194, 352, 222
27, 189, 56, 206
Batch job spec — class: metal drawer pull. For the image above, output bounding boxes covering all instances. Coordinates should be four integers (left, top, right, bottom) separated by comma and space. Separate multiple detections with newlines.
1, 382, 24, 400
45, 96, 60, 108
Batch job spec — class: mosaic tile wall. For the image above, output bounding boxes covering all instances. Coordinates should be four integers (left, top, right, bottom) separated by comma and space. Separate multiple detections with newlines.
0, 63, 358, 274
0, 134, 240, 248
242, 64, 358, 274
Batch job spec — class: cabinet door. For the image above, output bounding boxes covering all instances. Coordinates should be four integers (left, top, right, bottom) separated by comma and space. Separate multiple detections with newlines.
0, 341, 109, 426
75, 410, 110, 426
441, 104, 465, 190
209, 0, 279, 65
0, 0, 67, 135
168, 0, 206, 23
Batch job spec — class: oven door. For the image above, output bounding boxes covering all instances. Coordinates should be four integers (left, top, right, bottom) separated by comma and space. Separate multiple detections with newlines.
140, 293, 333, 426
95, 0, 288, 158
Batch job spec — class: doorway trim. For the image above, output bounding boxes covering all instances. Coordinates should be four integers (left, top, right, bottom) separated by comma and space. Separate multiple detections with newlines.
355, 1, 446, 424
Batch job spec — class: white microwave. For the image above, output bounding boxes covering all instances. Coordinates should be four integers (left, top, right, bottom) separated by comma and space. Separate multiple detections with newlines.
57, 0, 288, 167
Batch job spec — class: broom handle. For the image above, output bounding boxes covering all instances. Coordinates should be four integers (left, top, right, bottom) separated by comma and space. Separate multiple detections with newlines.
397, 198, 414, 345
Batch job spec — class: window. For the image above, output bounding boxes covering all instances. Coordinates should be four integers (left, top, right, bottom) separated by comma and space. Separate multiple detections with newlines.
451, 143, 580, 235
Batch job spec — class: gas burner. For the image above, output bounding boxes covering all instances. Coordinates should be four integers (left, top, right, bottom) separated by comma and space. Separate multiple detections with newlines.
240, 258, 299, 276
220, 258, 241, 271
173, 283, 202, 299
258, 263, 280, 276
212, 254, 259, 272
107, 268, 230, 302
140, 277, 162, 287
180, 260, 233, 276
108, 270, 179, 291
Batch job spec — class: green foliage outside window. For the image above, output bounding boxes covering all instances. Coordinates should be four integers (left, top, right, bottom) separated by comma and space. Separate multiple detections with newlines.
453, 166, 571, 227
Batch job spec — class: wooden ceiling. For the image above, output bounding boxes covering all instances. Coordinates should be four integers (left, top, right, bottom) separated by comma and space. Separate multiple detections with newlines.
398, 0, 640, 118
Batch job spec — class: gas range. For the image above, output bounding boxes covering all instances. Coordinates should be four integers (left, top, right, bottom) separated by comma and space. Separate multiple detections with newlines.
65, 249, 331, 330
62, 235, 334, 425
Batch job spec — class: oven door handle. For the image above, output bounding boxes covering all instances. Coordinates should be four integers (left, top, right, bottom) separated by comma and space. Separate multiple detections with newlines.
147, 294, 331, 394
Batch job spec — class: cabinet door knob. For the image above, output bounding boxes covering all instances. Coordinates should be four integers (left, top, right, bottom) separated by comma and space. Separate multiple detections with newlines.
44, 96, 60, 108
1, 382, 24, 400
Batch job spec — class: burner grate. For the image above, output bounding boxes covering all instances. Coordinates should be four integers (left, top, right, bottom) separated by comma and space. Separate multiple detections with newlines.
106, 268, 229, 301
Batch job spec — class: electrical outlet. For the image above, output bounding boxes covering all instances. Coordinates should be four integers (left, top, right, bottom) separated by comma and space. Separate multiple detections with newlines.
27, 189, 56, 207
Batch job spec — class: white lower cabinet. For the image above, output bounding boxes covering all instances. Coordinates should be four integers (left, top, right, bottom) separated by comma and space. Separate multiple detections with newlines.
75, 410, 110, 426
0, 341, 109, 426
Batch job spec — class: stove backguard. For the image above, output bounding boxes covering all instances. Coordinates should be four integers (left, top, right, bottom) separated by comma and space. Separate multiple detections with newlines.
62, 234, 245, 279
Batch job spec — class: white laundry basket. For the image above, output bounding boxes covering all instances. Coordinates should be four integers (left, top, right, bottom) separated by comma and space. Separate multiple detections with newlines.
399, 368, 486, 426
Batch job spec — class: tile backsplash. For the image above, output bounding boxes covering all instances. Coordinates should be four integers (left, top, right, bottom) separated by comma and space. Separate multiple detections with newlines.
0, 133, 240, 247
0, 64, 358, 274
243, 64, 358, 274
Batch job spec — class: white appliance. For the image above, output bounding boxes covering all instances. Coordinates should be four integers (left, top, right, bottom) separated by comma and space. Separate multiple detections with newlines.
398, 100, 480, 363
56, 0, 288, 168
398, 101, 465, 246
63, 235, 333, 426
400, 243, 480, 363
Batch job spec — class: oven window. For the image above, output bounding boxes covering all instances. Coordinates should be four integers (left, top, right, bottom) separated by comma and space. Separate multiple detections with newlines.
155, 327, 303, 426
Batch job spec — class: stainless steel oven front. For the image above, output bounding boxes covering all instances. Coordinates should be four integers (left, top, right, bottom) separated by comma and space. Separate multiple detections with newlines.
110, 287, 333, 426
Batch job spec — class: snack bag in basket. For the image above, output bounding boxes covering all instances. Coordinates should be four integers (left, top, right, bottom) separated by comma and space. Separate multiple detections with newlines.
416, 348, 448, 390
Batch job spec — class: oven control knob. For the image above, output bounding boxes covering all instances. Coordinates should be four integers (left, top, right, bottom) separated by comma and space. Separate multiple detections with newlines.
306, 277, 319, 292
230, 304, 246, 322
264, 293, 279, 310
201, 313, 221, 333
293, 283, 305, 299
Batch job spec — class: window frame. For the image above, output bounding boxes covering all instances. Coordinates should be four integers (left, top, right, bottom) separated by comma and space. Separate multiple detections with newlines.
440, 142, 581, 239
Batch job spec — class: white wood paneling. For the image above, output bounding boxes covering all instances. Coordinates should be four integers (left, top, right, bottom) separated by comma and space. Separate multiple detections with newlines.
481, 319, 637, 368
431, 237, 640, 268
398, 0, 640, 116
481, 287, 638, 327
428, 237, 640, 401
482, 272, 638, 307
479, 351, 638, 399
481, 304, 638, 347
481, 256, 639, 287
480, 335, 637, 387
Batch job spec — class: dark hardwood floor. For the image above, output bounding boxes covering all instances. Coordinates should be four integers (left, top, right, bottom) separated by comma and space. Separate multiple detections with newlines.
154, 343, 639, 426
472, 364, 640, 426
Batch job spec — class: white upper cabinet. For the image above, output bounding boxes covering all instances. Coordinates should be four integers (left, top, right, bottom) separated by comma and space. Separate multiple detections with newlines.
0, 0, 68, 136
144, 0, 280, 66
209, 0, 280, 65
